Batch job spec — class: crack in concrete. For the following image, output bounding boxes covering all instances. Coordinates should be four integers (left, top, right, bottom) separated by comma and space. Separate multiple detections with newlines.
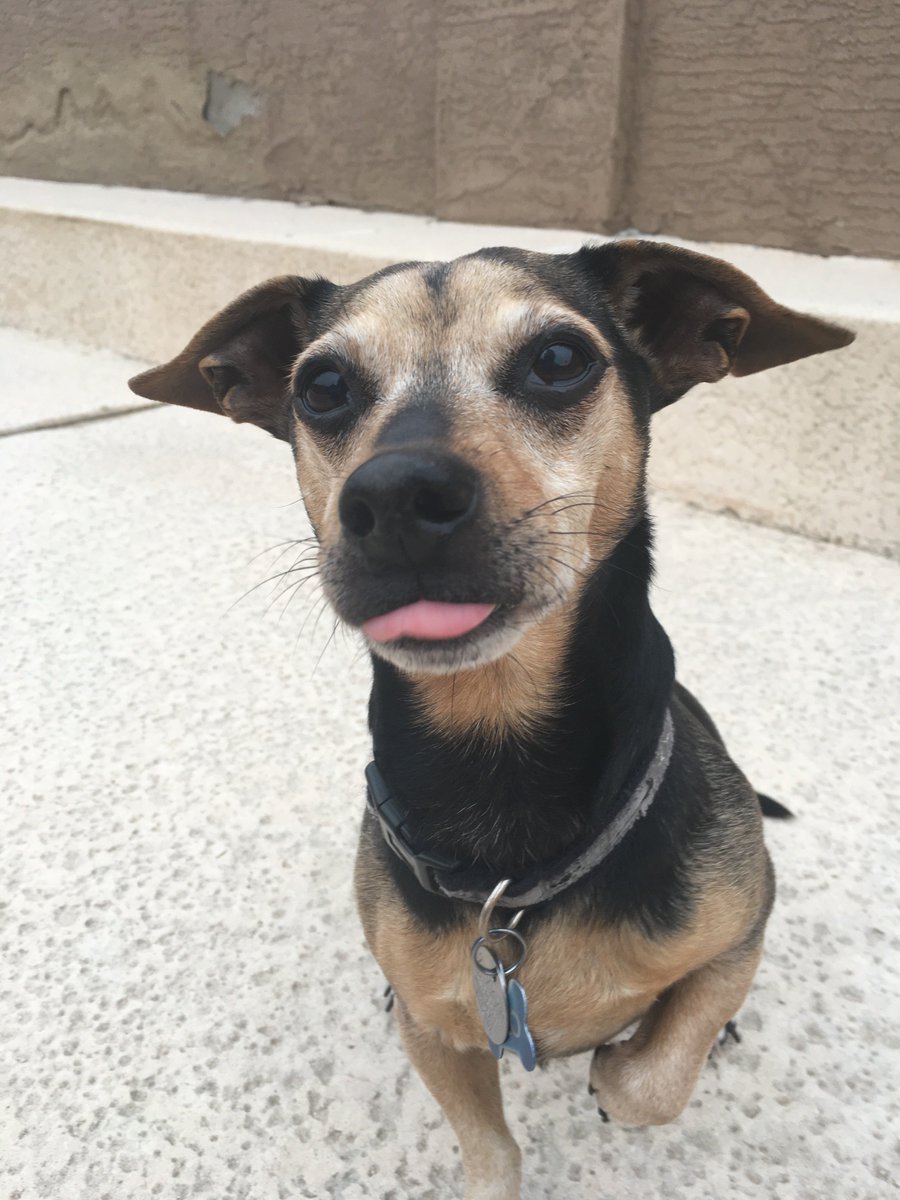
0, 403, 158, 439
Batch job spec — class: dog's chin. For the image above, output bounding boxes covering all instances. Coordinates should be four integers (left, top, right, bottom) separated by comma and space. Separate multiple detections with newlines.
363, 604, 549, 676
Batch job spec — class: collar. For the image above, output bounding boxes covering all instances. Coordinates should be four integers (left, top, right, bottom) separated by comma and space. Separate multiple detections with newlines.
364, 707, 675, 910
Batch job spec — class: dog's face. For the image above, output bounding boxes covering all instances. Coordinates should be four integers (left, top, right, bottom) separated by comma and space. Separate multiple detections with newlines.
131, 242, 852, 677
286, 252, 647, 675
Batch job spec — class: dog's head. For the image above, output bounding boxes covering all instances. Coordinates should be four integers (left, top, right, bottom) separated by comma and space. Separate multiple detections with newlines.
131, 242, 852, 679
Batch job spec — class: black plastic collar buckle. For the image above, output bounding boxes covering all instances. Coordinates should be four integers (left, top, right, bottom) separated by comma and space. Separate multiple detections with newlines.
365, 761, 461, 896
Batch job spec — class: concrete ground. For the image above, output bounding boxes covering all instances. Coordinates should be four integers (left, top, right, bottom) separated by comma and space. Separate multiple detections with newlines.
1, 328, 898, 1200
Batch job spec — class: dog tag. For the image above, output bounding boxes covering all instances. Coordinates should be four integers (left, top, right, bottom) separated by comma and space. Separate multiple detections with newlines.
472, 940, 510, 1045
491, 980, 537, 1071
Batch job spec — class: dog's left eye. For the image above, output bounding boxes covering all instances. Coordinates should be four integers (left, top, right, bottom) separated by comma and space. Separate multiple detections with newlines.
527, 341, 595, 389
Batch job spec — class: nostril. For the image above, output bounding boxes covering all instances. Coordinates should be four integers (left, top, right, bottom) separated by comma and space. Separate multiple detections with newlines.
342, 497, 376, 538
413, 484, 473, 527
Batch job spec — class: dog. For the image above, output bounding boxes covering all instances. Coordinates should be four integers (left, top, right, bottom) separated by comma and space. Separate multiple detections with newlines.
129, 240, 853, 1200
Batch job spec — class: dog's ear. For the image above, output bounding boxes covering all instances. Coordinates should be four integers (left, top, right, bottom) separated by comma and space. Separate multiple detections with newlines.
128, 276, 329, 440
583, 240, 855, 410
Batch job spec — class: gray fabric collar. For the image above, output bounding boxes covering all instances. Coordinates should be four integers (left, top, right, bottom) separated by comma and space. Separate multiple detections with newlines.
365, 708, 675, 910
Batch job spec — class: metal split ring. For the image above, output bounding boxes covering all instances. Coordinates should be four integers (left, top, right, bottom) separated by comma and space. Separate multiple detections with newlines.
471, 929, 528, 978
478, 878, 525, 942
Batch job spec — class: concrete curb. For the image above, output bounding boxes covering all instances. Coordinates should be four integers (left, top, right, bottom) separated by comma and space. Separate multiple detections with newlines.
2, 177, 897, 556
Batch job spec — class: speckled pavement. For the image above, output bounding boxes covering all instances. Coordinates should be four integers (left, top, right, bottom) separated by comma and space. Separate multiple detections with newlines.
1, 334, 898, 1200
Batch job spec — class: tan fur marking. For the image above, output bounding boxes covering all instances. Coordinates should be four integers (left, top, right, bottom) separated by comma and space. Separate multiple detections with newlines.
366, 876, 760, 1061
520, 882, 755, 1057
410, 599, 576, 739
396, 1004, 521, 1200
583, 376, 645, 560
588, 941, 763, 1125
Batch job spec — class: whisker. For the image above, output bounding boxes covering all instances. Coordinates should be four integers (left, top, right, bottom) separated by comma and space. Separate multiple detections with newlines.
273, 496, 311, 510
248, 535, 317, 565
295, 593, 330, 651
266, 571, 321, 617
309, 593, 333, 643
229, 559, 319, 611
313, 617, 342, 673
526, 536, 653, 587
510, 491, 593, 526
350, 641, 371, 668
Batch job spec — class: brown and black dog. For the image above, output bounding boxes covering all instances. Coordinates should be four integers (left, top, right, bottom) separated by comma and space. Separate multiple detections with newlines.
130, 241, 853, 1200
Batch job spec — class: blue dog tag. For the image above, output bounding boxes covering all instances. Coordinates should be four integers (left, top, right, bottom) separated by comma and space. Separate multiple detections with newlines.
487, 979, 537, 1071
471, 925, 536, 1072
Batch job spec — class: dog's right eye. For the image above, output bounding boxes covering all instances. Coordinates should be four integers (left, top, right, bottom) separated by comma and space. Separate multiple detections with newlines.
297, 365, 350, 416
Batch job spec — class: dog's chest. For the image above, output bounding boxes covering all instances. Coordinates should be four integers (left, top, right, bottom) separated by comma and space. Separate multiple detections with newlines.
376, 908, 680, 1058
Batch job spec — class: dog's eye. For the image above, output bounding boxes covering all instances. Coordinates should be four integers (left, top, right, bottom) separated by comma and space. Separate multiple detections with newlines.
528, 342, 592, 387
300, 366, 350, 415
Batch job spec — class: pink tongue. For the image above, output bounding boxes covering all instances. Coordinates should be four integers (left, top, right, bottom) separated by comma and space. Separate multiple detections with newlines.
362, 600, 495, 643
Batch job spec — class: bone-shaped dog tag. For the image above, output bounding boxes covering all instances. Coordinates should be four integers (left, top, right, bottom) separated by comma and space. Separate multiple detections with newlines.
472, 940, 509, 1046
491, 979, 537, 1071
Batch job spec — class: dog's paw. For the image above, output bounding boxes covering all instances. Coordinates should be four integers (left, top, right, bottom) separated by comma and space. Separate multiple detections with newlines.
721, 1019, 741, 1045
587, 1082, 610, 1122
588, 1043, 690, 1127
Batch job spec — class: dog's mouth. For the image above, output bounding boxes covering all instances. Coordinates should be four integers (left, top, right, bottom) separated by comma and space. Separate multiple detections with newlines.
358, 598, 518, 673
362, 600, 496, 643
348, 593, 558, 675
321, 529, 583, 675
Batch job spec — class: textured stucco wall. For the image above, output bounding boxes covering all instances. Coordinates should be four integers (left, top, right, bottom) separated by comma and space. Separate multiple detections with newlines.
2, 1, 898, 256
622, 0, 900, 257
433, 0, 628, 229
2, 0, 436, 213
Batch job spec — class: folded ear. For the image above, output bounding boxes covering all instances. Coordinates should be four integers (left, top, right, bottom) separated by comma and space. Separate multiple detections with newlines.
583, 240, 855, 410
128, 276, 330, 440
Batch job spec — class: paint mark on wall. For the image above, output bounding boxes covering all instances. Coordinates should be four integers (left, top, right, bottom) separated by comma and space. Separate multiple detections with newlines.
202, 71, 261, 137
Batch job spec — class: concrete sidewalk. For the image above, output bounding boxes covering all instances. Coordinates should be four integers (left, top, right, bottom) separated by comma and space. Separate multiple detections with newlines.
1, 331, 898, 1199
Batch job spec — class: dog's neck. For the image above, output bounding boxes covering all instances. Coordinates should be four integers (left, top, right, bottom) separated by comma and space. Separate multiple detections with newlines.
367, 515, 675, 880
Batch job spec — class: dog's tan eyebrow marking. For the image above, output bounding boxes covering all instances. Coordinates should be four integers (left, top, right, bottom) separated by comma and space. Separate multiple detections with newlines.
440, 260, 615, 366
329, 266, 434, 336
485, 303, 610, 355
292, 260, 616, 436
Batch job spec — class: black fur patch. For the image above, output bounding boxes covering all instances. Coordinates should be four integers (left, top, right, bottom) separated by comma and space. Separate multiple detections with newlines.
758, 794, 794, 819
365, 517, 718, 938
375, 401, 452, 448
423, 260, 453, 298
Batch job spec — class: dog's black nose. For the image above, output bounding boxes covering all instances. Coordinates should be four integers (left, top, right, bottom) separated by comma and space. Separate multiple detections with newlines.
339, 450, 479, 567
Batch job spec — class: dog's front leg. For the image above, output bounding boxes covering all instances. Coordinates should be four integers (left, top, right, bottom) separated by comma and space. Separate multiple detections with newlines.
396, 1000, 522, 1200
589, 939, 763, 1126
